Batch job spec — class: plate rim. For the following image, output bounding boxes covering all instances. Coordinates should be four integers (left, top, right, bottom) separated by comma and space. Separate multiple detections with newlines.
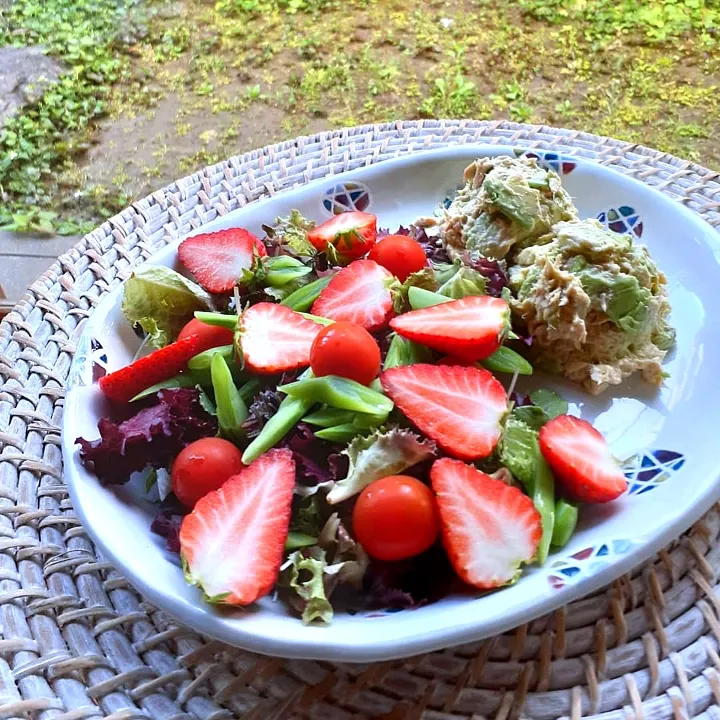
62, 144, 720, 662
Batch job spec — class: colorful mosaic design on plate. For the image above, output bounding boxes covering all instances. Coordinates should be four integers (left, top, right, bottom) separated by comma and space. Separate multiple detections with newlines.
67, 335, 108, 388
513, 148, 576, 175
597, 206, 644, 238
548, 539, 636, 590
322, 181, 371, 215
622, 449, 685, 496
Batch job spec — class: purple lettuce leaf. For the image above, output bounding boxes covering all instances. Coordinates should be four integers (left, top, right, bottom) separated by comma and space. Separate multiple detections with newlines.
76, 388, 217, 486
150, 501, 188, 554
363, 543, 456, 610
283, 423, 346, 487
463, 254, 509, 297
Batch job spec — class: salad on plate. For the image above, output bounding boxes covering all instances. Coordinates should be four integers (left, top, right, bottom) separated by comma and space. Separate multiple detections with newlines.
75, 155, 674, 624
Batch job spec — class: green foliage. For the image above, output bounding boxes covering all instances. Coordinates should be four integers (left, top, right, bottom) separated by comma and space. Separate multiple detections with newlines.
519, 0, 718, 44
0, 0, 135, 233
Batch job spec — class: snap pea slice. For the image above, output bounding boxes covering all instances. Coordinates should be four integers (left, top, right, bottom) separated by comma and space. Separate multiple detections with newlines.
298, 312, 333, 326
211, 352, 248, 441
533, 455, 556, 564
285, 532, 318, 551
194, 311, 238, 330
481, 346, 533, 375
551, 500, 578, 549
279, 375, 393, 416
281, 274, 333, 311
302, 408, 356, 427
314, 424, 359, 443
242, 394, 313, 464
383, 333, 432, 370
187, 344, 235, 371
130, 374, 196, 401
408, 286, 453, 310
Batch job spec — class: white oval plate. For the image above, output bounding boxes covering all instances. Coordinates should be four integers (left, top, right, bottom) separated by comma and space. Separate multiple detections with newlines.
62, 145, 720, 662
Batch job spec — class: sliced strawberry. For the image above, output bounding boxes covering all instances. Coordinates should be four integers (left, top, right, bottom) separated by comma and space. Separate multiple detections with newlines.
99, 335, 203, 404
539, 415, 627, 503
307, 211, 377, 261
178, 227, 266, 294
431, 458, 542, 589
390, 295, 509, 360
380, 364, 507, 460
180, 448, 295, 605
311, 259, 394, 331
239, 302, 322, 374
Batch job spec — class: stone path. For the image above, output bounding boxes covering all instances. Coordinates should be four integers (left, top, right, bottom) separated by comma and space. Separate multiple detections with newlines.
0, 231, 78, 317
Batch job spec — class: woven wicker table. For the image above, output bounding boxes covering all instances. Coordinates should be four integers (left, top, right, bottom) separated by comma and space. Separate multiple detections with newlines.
2, 120, 720, 720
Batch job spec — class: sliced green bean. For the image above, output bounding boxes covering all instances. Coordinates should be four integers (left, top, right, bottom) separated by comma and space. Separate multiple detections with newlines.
242, 394, 313, 464
194, 311, 238, 331
314, 424, 359, 443
285, 531, 318, 551
281, 275, 333, 311
383, 333, 433, 370
130, 374, 196, 401
303, 408, 355, 427
481, 346, 533, 375
408, 286, 453, 310
551, 500, 578, 549
211, 353, 248, 441
279, 375, 393, 416
533, 455, 556, 565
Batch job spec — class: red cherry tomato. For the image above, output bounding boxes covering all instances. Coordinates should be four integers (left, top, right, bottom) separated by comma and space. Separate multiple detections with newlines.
352, 475, 440, 561
177, 317, 234, 352
368, 235, 427, 282
171, 437, 244, 507
310, 321, 381, 386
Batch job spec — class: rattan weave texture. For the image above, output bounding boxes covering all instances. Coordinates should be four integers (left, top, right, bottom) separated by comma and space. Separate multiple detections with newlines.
1, 120, 720, 720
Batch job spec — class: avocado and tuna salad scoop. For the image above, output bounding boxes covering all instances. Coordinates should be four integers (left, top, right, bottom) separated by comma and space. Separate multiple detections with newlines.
427, 155, 675, 395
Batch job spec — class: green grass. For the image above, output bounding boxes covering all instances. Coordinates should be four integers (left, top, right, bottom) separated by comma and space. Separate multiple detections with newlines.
0, 0, 139, 233
1, 0, 718, 234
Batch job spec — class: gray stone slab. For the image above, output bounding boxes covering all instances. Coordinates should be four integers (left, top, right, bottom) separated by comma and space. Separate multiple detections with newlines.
0, 46, 65, 126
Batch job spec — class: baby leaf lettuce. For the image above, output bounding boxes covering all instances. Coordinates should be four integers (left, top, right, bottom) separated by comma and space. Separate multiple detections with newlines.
122, 266, 213, 348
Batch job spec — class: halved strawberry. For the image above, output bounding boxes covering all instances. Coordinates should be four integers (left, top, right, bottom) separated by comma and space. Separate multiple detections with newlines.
311, 259, 394, 331
178, 228, 267, 294
539, 415, 627, 503
99, 335, 203, 403
431, 458, 542, 589
239, 302, 322, 374
307, 211, 377, 261
380, 364, 507, 460
180, 448, 296, 605
390, 295, 510, 360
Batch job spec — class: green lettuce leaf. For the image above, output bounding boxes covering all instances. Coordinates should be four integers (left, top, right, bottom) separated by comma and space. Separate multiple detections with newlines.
283, 548, 333, 625
266, 209, 317, 257
529, 388, 568, 420
327, 428, 437, 505
499, 414, 540, 488
437, 263, 487, 299
122, 266, 213, 348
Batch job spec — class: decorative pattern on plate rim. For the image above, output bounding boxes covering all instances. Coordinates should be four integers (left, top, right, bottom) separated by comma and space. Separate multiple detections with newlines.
623, 449, 685, 496
322, 181, 371, 215
548, 539, 637, 590
597, 206, 644, 238
67, 335, 108, 388
513, 148, 576, 175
